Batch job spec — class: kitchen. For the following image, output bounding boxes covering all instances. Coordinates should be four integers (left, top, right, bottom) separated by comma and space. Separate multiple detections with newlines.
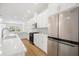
0, 3, 79, 56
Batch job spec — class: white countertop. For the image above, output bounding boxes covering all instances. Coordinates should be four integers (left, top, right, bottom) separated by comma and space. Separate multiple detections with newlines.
0, 34, 27, 56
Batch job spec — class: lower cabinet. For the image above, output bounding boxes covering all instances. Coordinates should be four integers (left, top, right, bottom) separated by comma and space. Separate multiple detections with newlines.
37, 9, 48, 28
34, 34, 47, 53
34, 34, 39, 47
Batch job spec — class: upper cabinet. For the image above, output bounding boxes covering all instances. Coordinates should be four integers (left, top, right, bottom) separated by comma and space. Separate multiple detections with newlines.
31, 16, 37, 25
28, 16, 37, 28
59, 3, 78, 12
36, 4, 60, 28
37, 9, 48, 28
48, 4, 60, 16
48, 3, 78, 16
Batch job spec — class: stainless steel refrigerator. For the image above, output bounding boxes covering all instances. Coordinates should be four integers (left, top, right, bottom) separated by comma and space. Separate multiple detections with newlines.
48, 7, 79, 56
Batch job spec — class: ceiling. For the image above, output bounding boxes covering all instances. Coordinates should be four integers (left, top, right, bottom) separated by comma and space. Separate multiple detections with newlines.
0, 3, 48, 22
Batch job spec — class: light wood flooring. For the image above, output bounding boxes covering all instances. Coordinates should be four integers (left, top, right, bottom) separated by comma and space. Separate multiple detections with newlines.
22, 38, 47, 56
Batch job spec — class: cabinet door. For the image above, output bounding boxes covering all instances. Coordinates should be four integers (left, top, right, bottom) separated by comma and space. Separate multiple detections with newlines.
59, 7, 78, 42
34, 34, 48, 53
59, 42, 78, 56
37, 14, 42, 28
40, 34, 47, 53
37, 10, 48, 28
48, 14, 59, 37
37, 34, 43, 49
59, 3, 77, 12
48, 4, 60, 16
48, 39, 58, 56
34, 34, 39, 47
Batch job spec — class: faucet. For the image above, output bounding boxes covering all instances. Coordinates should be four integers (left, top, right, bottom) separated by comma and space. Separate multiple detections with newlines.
0, 27, 9, 47
1, 27, 9, 40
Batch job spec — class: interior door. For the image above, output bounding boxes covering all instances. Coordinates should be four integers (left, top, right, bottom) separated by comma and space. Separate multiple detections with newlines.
59, 7, 79, 42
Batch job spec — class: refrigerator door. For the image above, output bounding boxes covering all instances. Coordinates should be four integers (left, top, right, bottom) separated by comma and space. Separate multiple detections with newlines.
59, 7, 79, 42
48, 38, 58, 56
48, 14, 59, 37
59, 42, 78, 56
48, 14, 59, 56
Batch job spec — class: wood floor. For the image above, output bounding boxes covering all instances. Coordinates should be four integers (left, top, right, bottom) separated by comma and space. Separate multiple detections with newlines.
22, 38, 47, 56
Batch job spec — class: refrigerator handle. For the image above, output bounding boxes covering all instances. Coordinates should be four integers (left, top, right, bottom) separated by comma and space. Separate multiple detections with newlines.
59, 41, 77, 47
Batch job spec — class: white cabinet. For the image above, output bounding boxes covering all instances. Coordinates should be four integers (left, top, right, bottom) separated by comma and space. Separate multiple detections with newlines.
37, 10, 48, 28
34, 34, 48, 53
59, 3, 78, 12
39, 34, 47, 53
34, 34, 39, 47
25, 16, 37, 32
37, 4, 59, 28
41, 34, 47, 53
48, 3, 78, 16
30, 17, 37, 29
31, 17, 37, 24
48, 4, 60, 16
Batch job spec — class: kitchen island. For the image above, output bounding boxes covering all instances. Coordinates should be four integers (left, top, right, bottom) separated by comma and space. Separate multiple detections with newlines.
0, 34, 27, 56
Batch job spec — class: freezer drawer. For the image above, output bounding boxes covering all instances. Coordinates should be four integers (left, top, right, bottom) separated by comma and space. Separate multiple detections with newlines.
47, 39, 58, 56
58, 42, 78, 56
